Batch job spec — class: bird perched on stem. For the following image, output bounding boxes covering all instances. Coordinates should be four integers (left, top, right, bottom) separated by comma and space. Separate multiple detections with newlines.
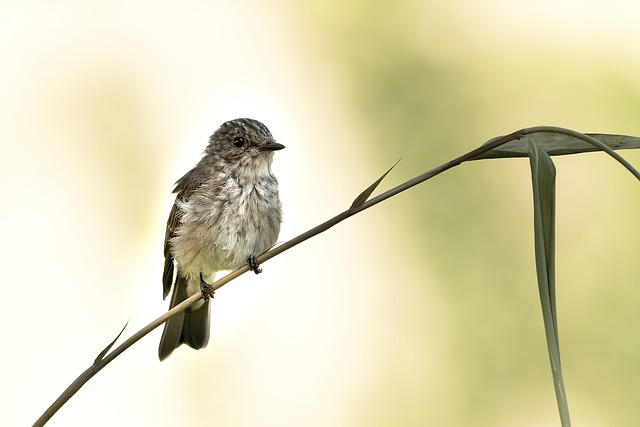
159, 118, 284, 361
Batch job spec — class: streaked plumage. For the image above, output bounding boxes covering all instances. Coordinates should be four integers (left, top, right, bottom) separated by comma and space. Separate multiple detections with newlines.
159, 118, 283, 360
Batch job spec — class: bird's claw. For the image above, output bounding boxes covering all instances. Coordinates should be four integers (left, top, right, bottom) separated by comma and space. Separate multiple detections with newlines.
199, 273, 215, 300
248, 255, 262, 275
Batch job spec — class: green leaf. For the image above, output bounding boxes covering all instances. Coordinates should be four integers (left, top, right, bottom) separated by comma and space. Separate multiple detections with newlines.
528, 138, 571, 427
349, 159, 400, 210
475, 132, 640, 159
94, 321, 129, 364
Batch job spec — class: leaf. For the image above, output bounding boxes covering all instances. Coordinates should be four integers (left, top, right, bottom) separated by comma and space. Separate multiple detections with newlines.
94, 321, 129, 364
474, 132, 640, 160
349, 159, 400, 210
528, 138, 571, 427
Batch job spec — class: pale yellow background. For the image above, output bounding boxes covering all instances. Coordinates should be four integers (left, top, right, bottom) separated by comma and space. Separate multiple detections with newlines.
1, 1, 639, 426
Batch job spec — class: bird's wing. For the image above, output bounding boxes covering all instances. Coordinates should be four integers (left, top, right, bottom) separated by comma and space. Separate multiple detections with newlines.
162, 164, 211, 299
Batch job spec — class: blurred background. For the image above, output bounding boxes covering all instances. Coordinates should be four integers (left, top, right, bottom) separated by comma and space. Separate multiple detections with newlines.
2, 0, 639, 426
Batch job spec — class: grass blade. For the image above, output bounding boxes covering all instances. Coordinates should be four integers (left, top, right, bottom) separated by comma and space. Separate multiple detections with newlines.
349, 159, 400, 210
528, 138, 571, 426
94, 321, 129, 364
475, 131, 640, 159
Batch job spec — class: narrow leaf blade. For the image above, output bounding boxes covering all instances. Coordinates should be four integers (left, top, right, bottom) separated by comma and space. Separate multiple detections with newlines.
350, 159, 400, 210
528, 139, 571, 426
94, 321, 129, 364
474, 132, 640, 159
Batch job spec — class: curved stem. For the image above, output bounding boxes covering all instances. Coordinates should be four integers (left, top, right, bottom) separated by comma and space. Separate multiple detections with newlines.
32, 126, 638, 426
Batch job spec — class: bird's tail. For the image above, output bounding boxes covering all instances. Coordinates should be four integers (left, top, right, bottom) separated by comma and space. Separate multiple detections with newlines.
158, 275, 210, 361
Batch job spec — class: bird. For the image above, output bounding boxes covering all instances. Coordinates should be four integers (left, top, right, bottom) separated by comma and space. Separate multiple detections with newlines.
158, 118, 284, 361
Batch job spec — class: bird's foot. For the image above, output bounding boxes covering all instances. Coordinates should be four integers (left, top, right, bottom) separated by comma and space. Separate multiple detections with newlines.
247, 255, 262, 275
199, 273, 215, 300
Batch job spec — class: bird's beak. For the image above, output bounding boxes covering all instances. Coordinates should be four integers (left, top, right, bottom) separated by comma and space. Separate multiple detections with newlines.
259, 141, 285, 151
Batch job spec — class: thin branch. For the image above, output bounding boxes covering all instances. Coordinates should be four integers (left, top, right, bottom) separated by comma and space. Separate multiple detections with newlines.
33, 127, 527, 427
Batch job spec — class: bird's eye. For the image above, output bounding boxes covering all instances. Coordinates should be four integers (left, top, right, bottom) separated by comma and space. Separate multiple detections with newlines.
233, 136, 245, 147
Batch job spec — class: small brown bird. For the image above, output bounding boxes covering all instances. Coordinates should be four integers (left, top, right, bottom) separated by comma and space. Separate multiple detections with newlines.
159, 118, 284, 360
